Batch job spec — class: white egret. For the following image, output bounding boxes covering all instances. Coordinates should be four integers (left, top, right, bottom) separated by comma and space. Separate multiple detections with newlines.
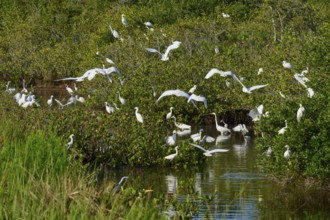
13, 92, 21, 104
121, 14, 128, 27
176, 129, 191, 137
279, 91, 286, 98
232, 124, 249, 134
189, 143, 230, 157
165, 130, 177, 146
199, 135, 215, 145
55, 67, 121, 82
144, 21, 153, 29
18, 93, 27, 106
187, 94, 207, 108
164, 146, 179, 161
278, 120, 288, 135
105, 102, 115, 114
215, 47, 220, 54
190, 129, 204, 142
67, 134, 74, 149
156, 89, 190, 103
112, 176, 129, 195
188, 85, 197, 94
204, 68, 240, 81
109, 24, 120, 40
282, 61, 293, 69
65, 84, 74, 95
171, 116, 191, 130
113, 103, 120, 110
135, 107, 144, 123
248, 104, 264, 122
6, 81, 16, 93
294, 73, 309, 88
296, 104, 305, 123
235, 79, 268, 94
222, 12, 230, 18
106, 57, 115, 64
307, 88, 314, 98
301, 67, 309, 75
166, 107, 174, 120
76, 95, 86, 104
145, 41, 181, 61
266, 146, 272, 157
211, 113, 231, 135
257, 68, 264, 75
118, 91, 126, 105
21, 99, 36, 108
55, 99, 74, 109
284, 145, 291, 159
21, 79, 28, 93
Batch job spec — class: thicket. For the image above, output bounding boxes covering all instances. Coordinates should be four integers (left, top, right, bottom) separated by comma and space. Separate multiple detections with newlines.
0, 0, 329, 181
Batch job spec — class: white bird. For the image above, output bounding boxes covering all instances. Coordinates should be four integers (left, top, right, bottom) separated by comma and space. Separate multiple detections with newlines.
187, 94, 207, 108
65, 84, 74, 95
165, 146, 179, 161
189, 143, 230, 157
301, 67, 309, 75
67, 134, 74, 150
47, 95, 53, 106
171, 116, 191, 130
105, 102, 115, 114
296, 104, 305, 123
188, 85, 197, 94
55, 67, 121, 82
106, 58, 115, 64
232, 124, 249, 134
307, 88, 314, 98
235, 79, 268, 94
175, 129, 191, 137
113, 103, 120, 110
21, 79, 28, 93
146, 41, 181, 61
278, 120, 288, 135
294, 73, 310, 88
6, 81, 16, 93
156, 89, 190, 103
211, 113, 231, 135
118, 91, 126, 105
165, 130, 177, 146
284, 145, 291, 159
109, 24, 120, 40
18, 93, 27, 106
204, 68, 240, 81
190, 129, 204, 142
266, 146, 272, 157
166, 107, 174, 120
73, 83, 78, 91
14, 92, 21, 104
112, 176, 129, 195
76, 95, 86, 104
283, 61, 293, 69
144, 21, 153, 29
121, 14, 128, 27
222, 12, 230, 18
135, 107, 143, 123
257, 68, 264, 75
199, 135, 215, 145
248, 104, 264, 122
54, 99, 74, 109
215, 47, 219, 54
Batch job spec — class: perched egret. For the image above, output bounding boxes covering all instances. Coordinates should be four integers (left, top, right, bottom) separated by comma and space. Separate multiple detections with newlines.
67, 134, 74, 149
211, 113, 231, 135
105, 102, 115, 114
282, 61, 293, 69
199, 135, 215, 145
112, 176, 129, 195
188, 85, 197, 94
65, 84, 74, 95
222, 12, 230, 18
171, 116, 191, 130
165, 146, 179, 161
165, 130, 177, 146
278, 120, 288, 135
257, 68, 264, 75
145, 41, 181, 61
144, 21, 153, 29
55, 67, 121, 82
284, 145, 291, 159
156, 89, 190, 103
175, 129, 191, 137
166, 107, 174, 120
121, 14, 128, 27
266, 147, 272, 157
189, 143, 230, 157
187, 94, 207, 108
215, 47, 220, 54
106, 57, 115, 64
191, 129, 204, 142
294, 73, 309, 88
6, 81, 16, 93
109, 24, 120, 40
135, 107, 144, 123
76, 95, 86, 104
21, 79, 28, 93
118, 91, 126, 105
296, 104, 305, 123
307, 88, 314, 98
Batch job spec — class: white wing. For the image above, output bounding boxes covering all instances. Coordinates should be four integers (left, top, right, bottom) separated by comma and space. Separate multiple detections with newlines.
248, 84, 268, 92
257, 104, 264, 115
232, 124, 244, 132
163, 41, 181, 58
187, 94, 207, 108
104, 67, 121, 76
205, 68, 234, 79
106, 58, 114, 64
145, 48, 163, 57
156, 89, 190, 103
189, 143, 207, 152
248, 109, 261, 121
208, 148, 230, 153
294, 73, 308, 88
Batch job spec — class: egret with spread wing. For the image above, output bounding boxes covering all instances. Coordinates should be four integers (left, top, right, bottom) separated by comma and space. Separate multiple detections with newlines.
189, 143, 229, 157
146, 41, 181, 61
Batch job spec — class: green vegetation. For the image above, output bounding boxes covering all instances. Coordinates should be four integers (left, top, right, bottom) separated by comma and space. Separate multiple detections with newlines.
0, 0, 329, 189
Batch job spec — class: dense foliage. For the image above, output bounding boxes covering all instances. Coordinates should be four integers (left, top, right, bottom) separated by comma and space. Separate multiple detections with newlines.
0, 0, 329, 182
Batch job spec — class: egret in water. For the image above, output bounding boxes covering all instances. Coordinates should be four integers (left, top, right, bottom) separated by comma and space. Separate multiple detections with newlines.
188, 85, 197, 94
297, 104, 305, 123
165, 146, 179, 161
121, 14, 128, 27
67, 134, 74, 149
211, 113, 231, 135
187, 94, 207, 108
278, 120, 288, 135
166, 107, 174, 120
171, 116, 191, 130
284, 145, 291, 159
135, 107, 144, 123
76, 95, 86, 104
235, 79, 268, 94
283, 61, 293, 69
145, 41, 181, 61
232, 123, 249, 134
112, 176, 129, 195
165, 130, 177, 146
156, 89, 190, 103
55, 67, 121, 82
189, 143, 230, 157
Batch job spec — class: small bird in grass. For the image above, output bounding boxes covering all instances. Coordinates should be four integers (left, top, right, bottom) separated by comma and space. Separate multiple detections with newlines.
166, 107, 174, 120
278, 120, 288, 135
135, 107, 144, 123
297, 104, 305, 123
284, 145, 291, 159
282, 61, 293, 69
67, 134, 74, 150
165, 146, 179, 161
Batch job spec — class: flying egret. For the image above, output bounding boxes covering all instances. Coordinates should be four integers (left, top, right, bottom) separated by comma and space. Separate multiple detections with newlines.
118, 91, 126, 105
257, 68, 264, 75
188, 85, 197, 94
67, 134, 74, 150
166, 107, 174, 120
187, 94, 207, 108
109, 24, 120, 40
235, 79, 268, 94
156, 89, 190, 103
55, 99, 74, 109
165, 146, 179, 161
189, 143, 230, 157
55, 67, 121, 82
165, 130, 177, 146
171, 116, 191, 130
121, 14, 128, 27
135, 107, 143, 123
145, 41, 181, 61
112, 176, 129, 195
211, 113, 231, 135
204, 68, 240, 81
284, 145, 291, 159
282, 61, 293, 69
278, 120, 288, 135
296, 104, 305, 123
248, 104, 264, 121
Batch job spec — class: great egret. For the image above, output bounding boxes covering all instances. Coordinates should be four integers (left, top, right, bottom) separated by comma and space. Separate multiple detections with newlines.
211, 113, 231, 135
106, 58, 115, 64
284, 145, 291, 159
282, 61, 293, 69
297, 104, 305, 123
67, 134, 74, 149
21, 79, 28, 93
135, 107, 143, 123
188, 85, 197, 94
257, 68, 264, 75
76, 95, 86, 104
189, 143, 229, 157
55, 67, 121, 82
112, 176, 129, 195
248, 104, 264, 121
6, 81, 15, 93
171, 116, 191, 130
278, 120, 288, 135
235, 79, 268, 94
156, 89, 190, 103
165, 130, 177, 146
109, 24, 120, 40
144, 21, 153, 29
18, 93, 27, 106
145, 41, 181, 61
175, 129, 191, 137
199, 135, 215, 145
307, 88, 314, 98
294, 73, 309, 88
232, 124, 249, 134
165, 146, 179, 160
118, 91, 126, 105
121, 14, 128, 27
187, 94, 207, 108
166, 107, 174, 120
